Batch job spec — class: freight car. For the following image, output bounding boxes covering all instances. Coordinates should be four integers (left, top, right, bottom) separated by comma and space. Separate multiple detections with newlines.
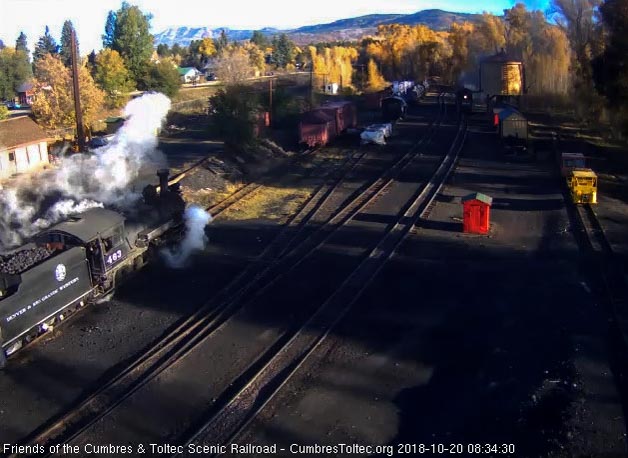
298, 101, 357, 148
0, 170, 185, 368
381, 96, 407, 122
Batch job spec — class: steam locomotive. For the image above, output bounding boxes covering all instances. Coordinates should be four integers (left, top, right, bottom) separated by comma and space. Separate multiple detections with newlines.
0, 169, 185, 368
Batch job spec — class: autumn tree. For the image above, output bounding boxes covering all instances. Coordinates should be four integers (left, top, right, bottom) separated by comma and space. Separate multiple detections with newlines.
308, 45, 358, 89
244, 41, 266, 76
59, 20, 78, 68
365, 58, 387, 92
31, 54, 104, 130
104, 2, 154, 85
94, 48, 135, 107
0, 105, 8, 120
215, 45, 254, 84
33, 26, 59, 67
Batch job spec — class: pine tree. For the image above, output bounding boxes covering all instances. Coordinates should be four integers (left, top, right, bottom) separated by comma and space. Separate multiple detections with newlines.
15, 32, 28, 54
33, 26, 59, 67
59, 20, 78, 67
102, 10, 117, 48
216, 29, 229, 55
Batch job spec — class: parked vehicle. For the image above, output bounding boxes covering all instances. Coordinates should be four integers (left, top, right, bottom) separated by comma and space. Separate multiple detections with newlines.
567, 168, 597, 204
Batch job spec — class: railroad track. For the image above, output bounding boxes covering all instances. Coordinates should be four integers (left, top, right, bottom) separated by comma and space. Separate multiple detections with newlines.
14, 96, 449, 456
176, 112, 468, 457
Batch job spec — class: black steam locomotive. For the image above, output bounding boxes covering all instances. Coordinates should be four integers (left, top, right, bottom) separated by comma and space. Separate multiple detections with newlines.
0, 170, 185, 368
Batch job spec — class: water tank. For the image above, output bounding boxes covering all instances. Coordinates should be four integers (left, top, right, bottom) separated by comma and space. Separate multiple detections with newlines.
480, 50, 523, 96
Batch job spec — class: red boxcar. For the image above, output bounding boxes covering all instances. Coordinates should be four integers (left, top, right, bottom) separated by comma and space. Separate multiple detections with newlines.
364, 92, 383, 110
319, 101, 358, 133
299, 110, 337, 147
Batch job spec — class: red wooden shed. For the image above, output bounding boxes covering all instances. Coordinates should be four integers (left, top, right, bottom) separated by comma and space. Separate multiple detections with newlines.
462, 192, 492, 234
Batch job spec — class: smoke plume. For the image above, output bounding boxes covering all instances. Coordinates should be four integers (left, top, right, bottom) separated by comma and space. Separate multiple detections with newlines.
161, 205, 212, 269
0, 92, 171, 251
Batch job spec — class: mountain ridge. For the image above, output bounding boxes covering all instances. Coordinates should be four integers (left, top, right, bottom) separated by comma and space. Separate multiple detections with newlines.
153, 9, 481, 47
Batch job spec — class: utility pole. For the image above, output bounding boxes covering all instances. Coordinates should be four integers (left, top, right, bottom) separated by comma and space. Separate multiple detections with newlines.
309, 61, 314, 110
269, 77, 273, 128
70, 28, 85, 152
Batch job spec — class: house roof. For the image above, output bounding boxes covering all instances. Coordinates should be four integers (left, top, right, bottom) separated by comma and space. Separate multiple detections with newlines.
16, 81, 35, 93
462, 192, 493, 205
0, 116, 51, 150
177, 67, 199, 75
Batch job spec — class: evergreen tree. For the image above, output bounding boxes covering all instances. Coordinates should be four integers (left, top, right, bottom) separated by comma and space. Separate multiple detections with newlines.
102, 10, 117, 48
216, 29, 229, 55
108, 2, 154, 86
59, 20, 78, 67
33, 26, 59, 66
250, 30, 268, 49
271, 34, 295, 68
15, 32, 28, 54
156, 43, 170, 57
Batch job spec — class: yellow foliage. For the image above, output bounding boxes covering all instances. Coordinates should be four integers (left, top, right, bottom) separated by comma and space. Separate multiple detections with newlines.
309, 45, 358, 90
365, 59, 387, 92
31, 54, 105, 130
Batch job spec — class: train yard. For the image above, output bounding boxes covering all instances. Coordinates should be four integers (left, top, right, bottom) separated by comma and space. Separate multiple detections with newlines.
1, 90, 628, 458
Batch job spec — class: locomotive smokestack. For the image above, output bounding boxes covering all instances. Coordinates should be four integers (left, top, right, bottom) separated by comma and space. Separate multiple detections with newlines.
157, 169, 170, 197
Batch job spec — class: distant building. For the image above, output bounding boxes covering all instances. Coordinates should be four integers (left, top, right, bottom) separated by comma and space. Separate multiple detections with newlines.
0, 116, 52, 180
177, 67, 201, 84
16, 82, 35, 106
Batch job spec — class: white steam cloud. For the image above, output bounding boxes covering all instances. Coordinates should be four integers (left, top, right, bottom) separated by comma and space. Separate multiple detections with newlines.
161, 205, 212, 269
0, 92, 171, 250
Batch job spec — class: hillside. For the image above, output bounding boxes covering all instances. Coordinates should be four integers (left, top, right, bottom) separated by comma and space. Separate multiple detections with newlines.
154, 9, 481, 47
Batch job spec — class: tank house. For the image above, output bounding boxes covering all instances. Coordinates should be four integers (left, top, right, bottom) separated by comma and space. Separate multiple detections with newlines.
0, 116, 52, 181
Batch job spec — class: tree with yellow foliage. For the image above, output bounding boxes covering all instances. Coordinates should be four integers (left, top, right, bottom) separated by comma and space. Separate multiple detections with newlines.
31, 54, 104, 130
94, 48, 134, 108
365, 58, 387, 92
308, 45, 358, 90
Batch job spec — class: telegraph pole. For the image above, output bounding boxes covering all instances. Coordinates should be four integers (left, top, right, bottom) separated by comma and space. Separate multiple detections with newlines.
70, 28, 85, 152
269, 77, 273, 128
309, 62, 314, 110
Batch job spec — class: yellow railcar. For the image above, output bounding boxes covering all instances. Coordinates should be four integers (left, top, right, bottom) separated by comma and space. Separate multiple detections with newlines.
567, 168, 597, 204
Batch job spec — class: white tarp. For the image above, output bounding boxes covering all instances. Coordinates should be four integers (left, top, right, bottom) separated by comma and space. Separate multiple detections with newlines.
361, 123, 393, 145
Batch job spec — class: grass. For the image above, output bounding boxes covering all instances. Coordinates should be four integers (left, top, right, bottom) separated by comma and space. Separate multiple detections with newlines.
181, 182, 242, 209
219, 185, 313, 221
172, 86, 222, 104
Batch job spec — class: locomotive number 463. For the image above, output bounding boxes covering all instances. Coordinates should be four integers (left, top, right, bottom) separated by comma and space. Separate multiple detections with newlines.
106, 250, 123, 265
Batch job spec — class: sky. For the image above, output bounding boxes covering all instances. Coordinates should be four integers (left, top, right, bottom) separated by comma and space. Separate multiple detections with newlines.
0, 0, 550, 55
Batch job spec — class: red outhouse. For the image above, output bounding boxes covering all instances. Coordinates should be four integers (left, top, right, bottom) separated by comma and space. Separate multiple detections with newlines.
462, 192, 492, 234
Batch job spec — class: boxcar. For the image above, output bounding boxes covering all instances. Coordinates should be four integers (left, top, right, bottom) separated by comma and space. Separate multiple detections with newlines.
319, 101, 357, 134
299, 110, 337, 148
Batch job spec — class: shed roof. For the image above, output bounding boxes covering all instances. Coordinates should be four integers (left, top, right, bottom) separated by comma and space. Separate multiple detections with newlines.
462, 192, 493, 205
481, 49, 521, 64
177, 67, 199, 75
0, 116, 51, 150
43, 208, 124, 243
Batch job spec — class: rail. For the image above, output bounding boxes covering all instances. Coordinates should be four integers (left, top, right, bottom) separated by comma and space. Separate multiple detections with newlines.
13, 95, 450, 455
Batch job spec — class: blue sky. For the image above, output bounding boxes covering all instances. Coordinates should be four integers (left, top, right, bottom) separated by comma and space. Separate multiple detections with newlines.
0, 0, 550, 55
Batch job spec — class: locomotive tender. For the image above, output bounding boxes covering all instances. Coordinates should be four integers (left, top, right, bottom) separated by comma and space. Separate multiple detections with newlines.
0, 169, 185, 367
